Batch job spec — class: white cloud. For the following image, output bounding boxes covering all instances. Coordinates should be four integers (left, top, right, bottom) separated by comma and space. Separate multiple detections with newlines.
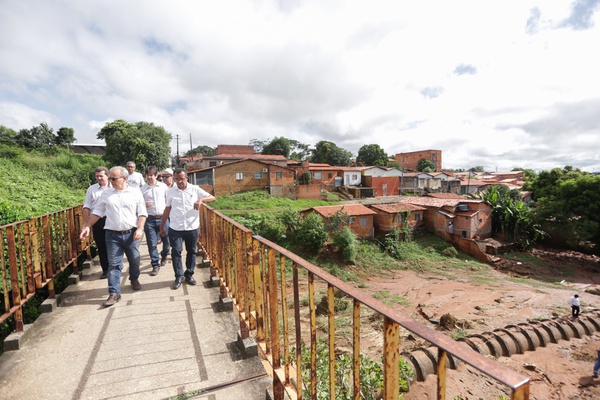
1, 0, 599, 172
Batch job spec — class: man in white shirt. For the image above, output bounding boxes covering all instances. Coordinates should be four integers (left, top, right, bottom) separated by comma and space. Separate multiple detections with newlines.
141, 166, 168, 276
80, 166, 148, 307
160, 168, 215, 289
82, 166, 111, 279
125, 161, 145, 189
158, 167, 174, 263
570, 294, 581, 318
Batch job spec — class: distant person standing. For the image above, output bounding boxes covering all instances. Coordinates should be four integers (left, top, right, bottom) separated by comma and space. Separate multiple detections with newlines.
141, 166, 168, 276
82, 166, 111, 279
125, 161, 145, 189
161, 168, 174, 189
160, 168, 215, 289
570, 294, 581, 318
80, 166, 147, 307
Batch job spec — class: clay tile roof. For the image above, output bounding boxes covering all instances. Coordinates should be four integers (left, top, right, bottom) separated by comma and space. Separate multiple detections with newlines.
310, 204, 377, 217
370, 203, 426, 213
426, 193, 466, 199
398, 197, 482, 207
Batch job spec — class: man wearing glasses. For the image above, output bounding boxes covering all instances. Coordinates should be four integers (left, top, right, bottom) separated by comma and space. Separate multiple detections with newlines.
160, 168, 215, 289
80, 166, 148, 307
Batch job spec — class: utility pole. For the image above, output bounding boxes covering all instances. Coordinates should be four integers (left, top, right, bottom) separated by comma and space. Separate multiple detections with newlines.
189, 133, 192, 152
175, 134, 180, 158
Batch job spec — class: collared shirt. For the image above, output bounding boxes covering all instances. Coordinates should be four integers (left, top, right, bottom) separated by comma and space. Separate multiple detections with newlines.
127, 171, 145, 189
166, 183, 212, 231
92, 186, 148, 231
141, 181, 168, 215
83, 183, 110, 210
570, 297, 580, 307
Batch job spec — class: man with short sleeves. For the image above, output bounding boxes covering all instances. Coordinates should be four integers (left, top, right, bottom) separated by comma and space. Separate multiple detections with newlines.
160, 168, 215, 289
158, 167, 174, 264
141, 166, 168, 276
126, 161, 145, 189
80, 166, 148, 307
82, 166, 111, 279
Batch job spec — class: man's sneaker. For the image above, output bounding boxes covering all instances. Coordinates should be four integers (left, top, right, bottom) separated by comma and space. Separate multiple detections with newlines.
150, 266, 160, 276
160, 256, 168, 266
103, 294, 121, 307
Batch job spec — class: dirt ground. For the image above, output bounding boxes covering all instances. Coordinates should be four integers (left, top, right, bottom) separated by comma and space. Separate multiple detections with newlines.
359, 247, 600, 400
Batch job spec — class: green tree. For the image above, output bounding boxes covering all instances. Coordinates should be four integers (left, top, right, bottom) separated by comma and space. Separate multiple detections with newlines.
262, 137, 291, 158
15, 122, 56, 150
97, 120, 172, 169
185, 145, 215, 156
55, 127, 76, 147
416, 158, 435, 172
512, 167, 537, 182
356, 144, 388, 166
0, 125, 17, 143
288, 139, 312, 161
469, 165, 484, 172
311, 141, 352, 166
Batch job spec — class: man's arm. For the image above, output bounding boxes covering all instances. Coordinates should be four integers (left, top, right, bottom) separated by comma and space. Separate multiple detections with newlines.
160, 206, 171, 237
133, 216, 146, 241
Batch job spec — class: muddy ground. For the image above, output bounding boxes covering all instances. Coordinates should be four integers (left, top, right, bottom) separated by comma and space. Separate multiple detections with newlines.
358, 247, 600, 400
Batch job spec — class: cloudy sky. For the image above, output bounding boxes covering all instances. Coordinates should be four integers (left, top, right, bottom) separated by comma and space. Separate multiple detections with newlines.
1, 1, 599, 172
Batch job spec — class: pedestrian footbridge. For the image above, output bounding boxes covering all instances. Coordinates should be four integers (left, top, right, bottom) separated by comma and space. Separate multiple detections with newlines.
0, 205, 530, 399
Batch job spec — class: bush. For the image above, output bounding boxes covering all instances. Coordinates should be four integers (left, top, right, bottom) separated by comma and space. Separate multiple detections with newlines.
333, 226, 357, 263
441, 246, 459, 258
296, 212, 328, 254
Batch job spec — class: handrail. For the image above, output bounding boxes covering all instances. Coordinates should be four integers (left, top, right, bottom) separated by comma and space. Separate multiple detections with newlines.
200, 204, 530, 400
0, 205, 89, 332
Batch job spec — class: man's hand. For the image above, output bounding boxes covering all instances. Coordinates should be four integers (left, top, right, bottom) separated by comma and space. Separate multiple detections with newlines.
194, 199, 202, 210
80, 227, 90, 240
133, 228, 143, 241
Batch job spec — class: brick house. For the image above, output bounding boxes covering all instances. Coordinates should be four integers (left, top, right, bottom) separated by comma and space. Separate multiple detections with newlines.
184, 144, 289, 169
395, 149, 442, 171
187, 158, 296, 198
302, 204, 377, 239
361, 166, 403, 197
369, 203, 426, 234
397, 194, 492, 240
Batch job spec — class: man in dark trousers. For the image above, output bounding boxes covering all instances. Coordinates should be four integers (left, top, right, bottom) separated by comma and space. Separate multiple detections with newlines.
160, 169, 214, 289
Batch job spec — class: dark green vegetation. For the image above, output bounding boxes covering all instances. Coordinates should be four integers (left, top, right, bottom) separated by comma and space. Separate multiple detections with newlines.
524, 166, 600, 254
97, 119, 172, 170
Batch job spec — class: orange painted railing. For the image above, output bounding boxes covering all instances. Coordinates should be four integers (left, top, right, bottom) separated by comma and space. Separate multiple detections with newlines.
0, 205, 88, 332
200, 204, 530, 400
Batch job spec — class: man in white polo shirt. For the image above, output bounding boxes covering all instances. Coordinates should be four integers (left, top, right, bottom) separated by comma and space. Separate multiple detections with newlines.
82, 166, 111, 279
80, 166, 148, 307
141, 166, 168, 276
160, 168, 215, 289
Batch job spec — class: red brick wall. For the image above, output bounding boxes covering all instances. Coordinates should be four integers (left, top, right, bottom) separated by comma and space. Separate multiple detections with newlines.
296, 184, 321, 199
364, 176, 400, 197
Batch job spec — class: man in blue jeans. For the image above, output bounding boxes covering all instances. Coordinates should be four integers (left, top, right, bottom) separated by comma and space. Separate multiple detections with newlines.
141, 166, 168, 276
160, 168, 214, 289
80, 166, 148, 306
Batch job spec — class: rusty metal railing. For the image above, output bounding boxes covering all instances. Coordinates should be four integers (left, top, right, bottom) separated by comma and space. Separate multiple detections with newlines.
0, 205, 88, 332
200, 204, 530, 400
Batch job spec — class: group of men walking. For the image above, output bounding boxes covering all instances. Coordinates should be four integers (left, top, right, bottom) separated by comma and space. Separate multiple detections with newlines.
80, 162, 215, 307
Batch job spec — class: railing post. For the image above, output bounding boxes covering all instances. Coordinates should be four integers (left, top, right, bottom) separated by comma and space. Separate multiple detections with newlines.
437, 348, 447, 400
384, 316, 400, 400
7, 226, 24, 332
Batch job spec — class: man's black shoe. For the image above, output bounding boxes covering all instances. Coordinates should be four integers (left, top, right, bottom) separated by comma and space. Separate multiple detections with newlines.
185, 276, 197, 286
100, 272, 108, 279
131, 279, 141, 291
173, 277, 183, 289
160, 256, 167, 266
150, 266, 160, 276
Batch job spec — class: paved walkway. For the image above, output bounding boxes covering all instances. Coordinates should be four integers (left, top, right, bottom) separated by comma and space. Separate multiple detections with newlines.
0, 241, 271, 400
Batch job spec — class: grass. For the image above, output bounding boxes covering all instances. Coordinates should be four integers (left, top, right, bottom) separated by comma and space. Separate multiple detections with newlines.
211, 189, 336, 213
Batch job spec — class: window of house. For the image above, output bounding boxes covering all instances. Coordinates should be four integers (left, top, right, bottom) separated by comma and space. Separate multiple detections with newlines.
414, 213, 421, 221
235, 172, 243, 180
314, 172, 322, 179
461, 230, 467, 238
328, 173, 333, 178
352, 174, 358, 180
255, 172, 263, 179
276, 171, 282, 179
360, 217, 367, 227
209, 161, 217, 167
397, 214, 403, 224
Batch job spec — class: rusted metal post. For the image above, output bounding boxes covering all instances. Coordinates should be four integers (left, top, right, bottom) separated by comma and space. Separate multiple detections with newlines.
309, 271, 317, 400
353, 299, 361, 400
437, 348, 447, 400
293, 263, 303, 399
383, 316, 400, 400
7, 226, 24, 332
328, 284, 336, 398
